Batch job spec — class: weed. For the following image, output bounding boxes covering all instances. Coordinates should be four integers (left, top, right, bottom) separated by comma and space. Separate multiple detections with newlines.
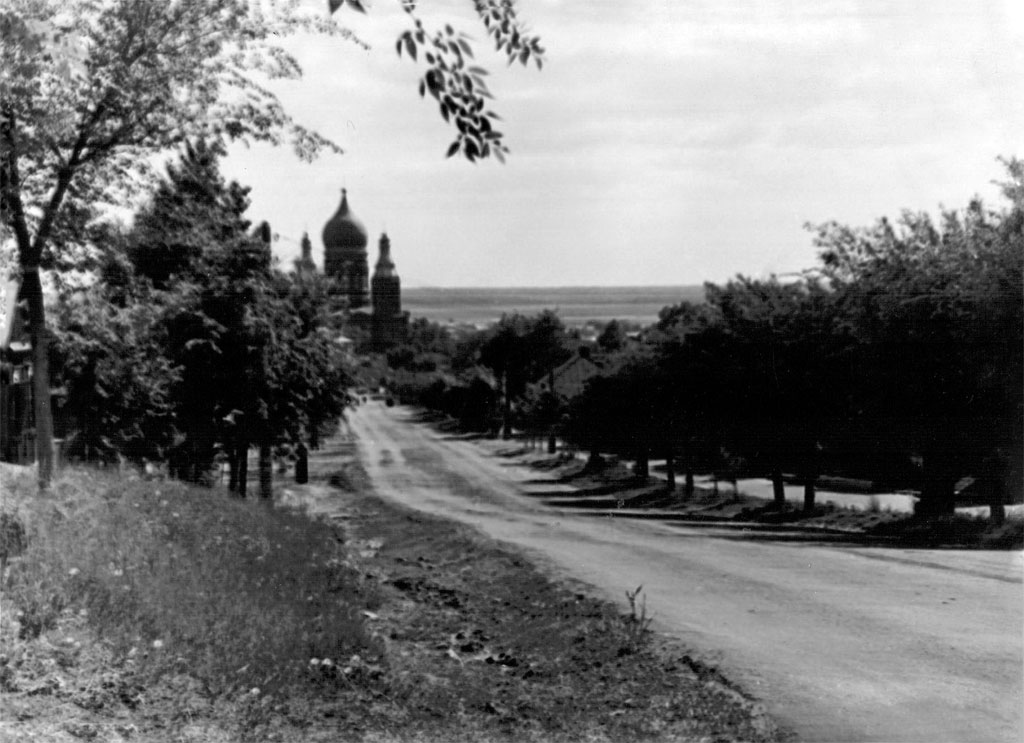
622, 584, 653, 654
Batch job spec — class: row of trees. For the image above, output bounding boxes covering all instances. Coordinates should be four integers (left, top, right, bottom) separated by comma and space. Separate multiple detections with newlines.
50, 141, 351, 496
389, 163, 1023, 520
569, 164, 1023, 519
385, 309, 574, 436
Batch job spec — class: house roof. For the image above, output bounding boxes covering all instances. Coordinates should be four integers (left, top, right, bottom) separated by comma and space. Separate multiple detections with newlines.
535, 352, 604, 399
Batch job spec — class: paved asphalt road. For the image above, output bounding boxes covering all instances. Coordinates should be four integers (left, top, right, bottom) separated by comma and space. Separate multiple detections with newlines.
346, 402, 1023, 743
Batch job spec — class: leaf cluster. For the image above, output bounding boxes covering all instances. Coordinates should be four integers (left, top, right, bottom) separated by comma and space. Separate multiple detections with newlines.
331, 0, 544, 162
2, 0, 350, 268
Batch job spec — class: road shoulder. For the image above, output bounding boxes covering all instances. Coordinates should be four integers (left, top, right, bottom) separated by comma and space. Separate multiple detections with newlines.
283, 437, 785, 742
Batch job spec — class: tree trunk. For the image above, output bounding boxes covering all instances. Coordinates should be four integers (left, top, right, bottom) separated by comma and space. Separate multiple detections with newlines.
547, 431, 557, 454
228, 447, 239, 492
801, 442, 820, 513
917, 453, 956, 518
684, 468, 695, 499
989, 498, 1006, 527
259, 439, 272, 500
189, 433, 202, 484
23, 268, 54, 489
982, 451, 1007, 527
803, 479, 816, 513
3, 117, 71, 492
634, 447, 649, 478
295, 443, 309, 484
236, 438, 249, 498
771, 466, 786, 507
499, 374, 512, 440
664, 450, 676, 492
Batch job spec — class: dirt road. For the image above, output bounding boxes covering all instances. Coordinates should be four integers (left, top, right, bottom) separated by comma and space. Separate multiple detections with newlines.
347, 402, 1023, 743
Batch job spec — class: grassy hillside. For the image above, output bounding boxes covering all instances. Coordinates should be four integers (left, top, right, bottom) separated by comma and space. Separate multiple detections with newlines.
0, 454, 780, 742
0, 464, 377, 697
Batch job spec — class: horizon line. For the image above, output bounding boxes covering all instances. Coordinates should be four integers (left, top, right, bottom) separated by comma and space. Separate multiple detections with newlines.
402, 283, 707, 291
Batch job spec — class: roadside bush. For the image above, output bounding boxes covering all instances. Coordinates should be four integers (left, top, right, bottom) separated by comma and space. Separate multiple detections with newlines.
3, 467, 381, 696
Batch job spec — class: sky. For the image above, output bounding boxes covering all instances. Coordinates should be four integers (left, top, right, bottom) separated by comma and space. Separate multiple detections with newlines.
221, 0, 1024, 288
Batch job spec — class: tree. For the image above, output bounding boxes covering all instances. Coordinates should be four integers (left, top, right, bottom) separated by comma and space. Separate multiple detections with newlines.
702, 276, 853, 510
653, 301, 729, 498
129, 140, 255, 289
284, 259, 350, 450
478, 310, 571, 438
51, 288, 178, 465
1, 0, 343, 487
596, 319, 626, 353
114, 142, 352, 494
811, 159, 1024, 517
2, 0, 544, 488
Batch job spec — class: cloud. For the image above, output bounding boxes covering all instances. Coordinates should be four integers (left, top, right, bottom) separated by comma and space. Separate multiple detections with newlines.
222, 0, 1023, 288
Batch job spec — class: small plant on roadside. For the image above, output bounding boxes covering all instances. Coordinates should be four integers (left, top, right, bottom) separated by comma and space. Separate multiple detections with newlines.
622, 584, 653, 654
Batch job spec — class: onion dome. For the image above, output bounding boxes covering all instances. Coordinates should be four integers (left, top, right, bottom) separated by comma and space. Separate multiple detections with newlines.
322, 189, 368, 251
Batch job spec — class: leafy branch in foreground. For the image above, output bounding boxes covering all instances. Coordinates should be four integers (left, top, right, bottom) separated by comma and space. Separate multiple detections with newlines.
332, 0, 545, 162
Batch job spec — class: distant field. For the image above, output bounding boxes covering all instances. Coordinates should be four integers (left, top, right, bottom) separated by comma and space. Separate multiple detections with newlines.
402, 285, 705, 327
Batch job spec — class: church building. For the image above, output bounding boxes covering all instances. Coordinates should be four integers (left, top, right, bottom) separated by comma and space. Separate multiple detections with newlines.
322, 188, 369, 309
320, 188, 408, 349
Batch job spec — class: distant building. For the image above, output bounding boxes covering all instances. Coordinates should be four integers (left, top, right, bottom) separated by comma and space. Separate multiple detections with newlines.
371, 233, 409, 350
295, 232, 317, 276
535, 349, 604, 399
0, 279, 67, 464
320, 189, 407, 349
0, 279, 33, 463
